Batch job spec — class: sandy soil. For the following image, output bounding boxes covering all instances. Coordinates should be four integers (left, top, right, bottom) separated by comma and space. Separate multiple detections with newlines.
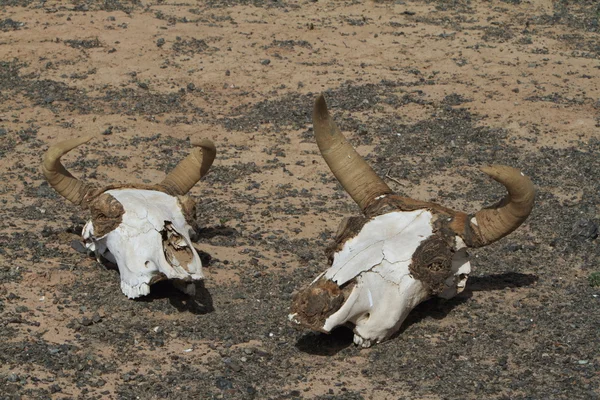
0, 0, 599, 399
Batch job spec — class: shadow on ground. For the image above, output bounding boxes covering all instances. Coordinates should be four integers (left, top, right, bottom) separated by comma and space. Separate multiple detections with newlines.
296, 272, 538, 355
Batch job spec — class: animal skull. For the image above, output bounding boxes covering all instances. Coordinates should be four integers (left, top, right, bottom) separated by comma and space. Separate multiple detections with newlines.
289, 95, 535, 347
42, 135, 216, 298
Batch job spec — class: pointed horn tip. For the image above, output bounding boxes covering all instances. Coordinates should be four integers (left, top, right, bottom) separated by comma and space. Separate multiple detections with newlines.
192, 138, 216, 152
43, 134, 97, 169
480, 164, 530, 181
313, 93, 329, 120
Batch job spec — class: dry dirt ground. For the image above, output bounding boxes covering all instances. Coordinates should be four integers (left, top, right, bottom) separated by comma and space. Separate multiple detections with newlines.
1, 0, 599, 399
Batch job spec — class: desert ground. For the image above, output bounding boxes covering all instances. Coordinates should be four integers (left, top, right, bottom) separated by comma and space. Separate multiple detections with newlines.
1, 0, 599, 399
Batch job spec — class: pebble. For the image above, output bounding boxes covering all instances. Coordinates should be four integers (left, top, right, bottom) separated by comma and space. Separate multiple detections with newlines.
572, 219, 598, 240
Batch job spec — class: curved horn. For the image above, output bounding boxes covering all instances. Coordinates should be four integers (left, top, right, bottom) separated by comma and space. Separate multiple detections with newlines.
158, 139, 216, 196
42, 135, 97, 206
313, 94, 392, 211
469, 165, 535, 246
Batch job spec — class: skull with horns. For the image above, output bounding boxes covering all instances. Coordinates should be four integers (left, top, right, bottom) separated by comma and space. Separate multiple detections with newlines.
42, 135, 216, 299
289, 95, 535, 347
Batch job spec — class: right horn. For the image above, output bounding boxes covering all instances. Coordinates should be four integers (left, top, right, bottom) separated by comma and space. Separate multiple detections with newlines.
313, 94, 392, 211
469, 165, 535, 246
158, 139, 216, 196
42, 135, 97, 207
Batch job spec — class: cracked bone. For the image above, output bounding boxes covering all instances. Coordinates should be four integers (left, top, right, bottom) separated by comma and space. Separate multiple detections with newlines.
43, 136, 215, 298
290, 95, 535, 347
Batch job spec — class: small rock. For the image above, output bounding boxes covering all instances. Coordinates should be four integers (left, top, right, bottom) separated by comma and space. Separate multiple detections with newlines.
215, 377, 233, 390
102, 126, 113, 135
573, 219, 598, 240
260, 59, 271, 65
49, 384, 62, 393
80, 317, 92, 326
228, 361, 242, 372
156, 38, 165, 47
92, 312, 102, 324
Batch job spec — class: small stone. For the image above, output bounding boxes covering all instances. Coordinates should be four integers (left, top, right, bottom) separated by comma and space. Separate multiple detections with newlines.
102, 126, 113, 135
260, 59, 271, 65
7, 373, 18, 382
228, 361, 242, 372
92, 312, 102, 324
215, 377, 233, 390
156, 38, 165, 47
49, 384, 62, 393
573, 219, 598, 240
80, 317, 92, 326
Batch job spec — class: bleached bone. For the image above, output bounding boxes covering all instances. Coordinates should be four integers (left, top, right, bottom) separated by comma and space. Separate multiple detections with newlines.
43, 136, 215, 298
289, 95, 535, 347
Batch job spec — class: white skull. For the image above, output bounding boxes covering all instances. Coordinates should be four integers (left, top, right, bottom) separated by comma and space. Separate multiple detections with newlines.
83, 189, 203, 299
42, 135, 216, 299
290, 209, 471, 347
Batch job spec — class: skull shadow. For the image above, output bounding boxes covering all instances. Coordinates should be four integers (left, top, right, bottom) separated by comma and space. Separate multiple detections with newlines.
140, 279, 214, 315
295, 272, 538, 355
81, 241, 215, 315
135, 248, 214, 314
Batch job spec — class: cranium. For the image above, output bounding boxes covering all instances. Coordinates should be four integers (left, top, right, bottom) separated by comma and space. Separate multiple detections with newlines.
42, 135, 216, 299
290, 95, 535, 347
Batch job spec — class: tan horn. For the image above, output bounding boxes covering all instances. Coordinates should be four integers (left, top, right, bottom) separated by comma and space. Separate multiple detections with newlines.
313, 94, 392, 211
469, 165, 535, 246
158, 139, 216, 196
42, 135, 97, 207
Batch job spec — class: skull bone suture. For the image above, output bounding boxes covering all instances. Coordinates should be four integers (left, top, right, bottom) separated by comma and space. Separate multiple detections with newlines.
42, 135, 216, 298
289, 95, 535, 347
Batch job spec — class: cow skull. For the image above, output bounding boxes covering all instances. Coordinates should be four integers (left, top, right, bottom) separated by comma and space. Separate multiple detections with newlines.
42, 135, 216, 298
289, 95, 535, 347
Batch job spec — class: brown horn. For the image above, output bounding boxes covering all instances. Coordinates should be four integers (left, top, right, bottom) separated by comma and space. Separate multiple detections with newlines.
158, 139, 216, 196
313, 94, 392, 211
42, 135, 97, 207
469, 165, 535, 246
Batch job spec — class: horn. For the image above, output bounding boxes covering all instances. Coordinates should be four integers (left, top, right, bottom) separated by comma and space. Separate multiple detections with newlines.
313, 94, 392, 211
158, 139, 216, 196
470, 165, 535, 246
42, 135, 97, 206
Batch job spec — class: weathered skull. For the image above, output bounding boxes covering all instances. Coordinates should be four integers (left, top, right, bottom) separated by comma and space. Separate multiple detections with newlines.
289, 95, 535, 347
42, 135, 216, 298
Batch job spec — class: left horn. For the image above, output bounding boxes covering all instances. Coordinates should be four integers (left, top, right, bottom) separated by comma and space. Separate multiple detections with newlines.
42, 135, 97, 207
158, 139, 216, 196
313, 94, 392, 211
